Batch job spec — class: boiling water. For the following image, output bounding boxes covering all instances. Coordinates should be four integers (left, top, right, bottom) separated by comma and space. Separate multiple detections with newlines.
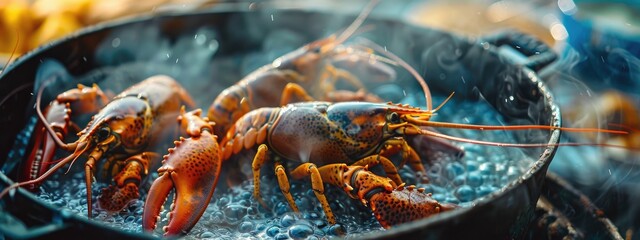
7, 21, 540, 239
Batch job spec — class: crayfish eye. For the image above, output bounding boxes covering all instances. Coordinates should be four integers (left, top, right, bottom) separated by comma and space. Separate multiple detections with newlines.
388, 112, 401, 124
311, 46, 322, 54
97, 127, 111, 141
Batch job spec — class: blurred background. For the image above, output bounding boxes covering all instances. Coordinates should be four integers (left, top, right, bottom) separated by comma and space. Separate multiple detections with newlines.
1, 0, 639, 238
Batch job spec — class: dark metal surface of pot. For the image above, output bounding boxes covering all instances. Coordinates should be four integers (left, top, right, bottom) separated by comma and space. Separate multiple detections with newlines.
0, 6, 560, 239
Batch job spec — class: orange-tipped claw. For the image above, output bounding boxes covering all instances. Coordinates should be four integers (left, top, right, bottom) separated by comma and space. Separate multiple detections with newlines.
143, 111, 221, 236
368, 185, 458, 228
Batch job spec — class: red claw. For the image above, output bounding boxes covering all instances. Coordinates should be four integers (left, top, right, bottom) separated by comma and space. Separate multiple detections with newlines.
143, 109, 222, 236
368, 185, 458, 228
19, 84, 110, 190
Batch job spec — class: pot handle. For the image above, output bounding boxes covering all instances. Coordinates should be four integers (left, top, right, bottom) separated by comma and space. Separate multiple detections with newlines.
483, 30, 558, 71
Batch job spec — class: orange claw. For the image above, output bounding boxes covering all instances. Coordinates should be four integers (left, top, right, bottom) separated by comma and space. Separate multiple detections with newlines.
143, 109, 221, 236
368, 184, 458, 228
310, 163, 456, 228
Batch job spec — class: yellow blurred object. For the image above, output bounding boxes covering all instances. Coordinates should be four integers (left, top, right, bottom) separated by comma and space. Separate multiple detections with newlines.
592, 91, 640, 150
1, 0, 203, 63
31, 0, 93, 23
407, 1, 555, 46
565, 90, 640, 161
84, 0, 171, 25
0, 1, 34, 55
29, 13, 82, 49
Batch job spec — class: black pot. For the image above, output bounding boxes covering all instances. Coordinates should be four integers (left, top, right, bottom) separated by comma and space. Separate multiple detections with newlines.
0, 6, 559, 239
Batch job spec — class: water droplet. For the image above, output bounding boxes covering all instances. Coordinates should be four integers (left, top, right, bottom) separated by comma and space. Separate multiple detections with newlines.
111, 38, 121, 48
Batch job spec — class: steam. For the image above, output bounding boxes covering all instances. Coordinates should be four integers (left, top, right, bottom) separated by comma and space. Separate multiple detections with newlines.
544, 43, 640, 235
4, 4, 574, 238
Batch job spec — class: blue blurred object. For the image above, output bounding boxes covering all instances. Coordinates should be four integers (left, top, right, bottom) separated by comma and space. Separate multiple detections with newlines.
560, 0, 640, 91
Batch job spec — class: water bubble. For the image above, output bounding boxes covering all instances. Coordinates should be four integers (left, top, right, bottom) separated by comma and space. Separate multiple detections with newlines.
200, 231, 215, 238
266, 226, 281, 237
328, 224, 346, 236
445, 196, 461, 204
466, 171, 483, 187
240, 191, 252, 200
125, 216, 136, 223
46, 180, 60, 189
500, 175, 511, 185
223, 204, 247, 224
275, 202, 290, 215
288, 223, 314, 239
238, 199, 251, 207
430, 185, 446, 194
477, 185, 498, 197
239, 221, 254, 233
479, 162, 496, 175
296, 198, 311, 210
273, 232, 289, 240
281, 214, 296, 227
217, 196, 230, 206
453, 174, 466, 186
507, 166, 522, 178
445, 162, 466, 179
432, 193, 446, 202
455, 185, 476, 202
466, 160, 479, 172
313, 220, 326, 228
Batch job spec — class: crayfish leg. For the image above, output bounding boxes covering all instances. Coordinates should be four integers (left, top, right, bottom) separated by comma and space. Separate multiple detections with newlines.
352, 155, 403, 186
251, 144, 301, 213
323, 63, 365, 91
274, 161, 299, 212
290, 163, 336, 225
280, 83, 315, 106
380, 139, 430, 183
251, 144, 270, 209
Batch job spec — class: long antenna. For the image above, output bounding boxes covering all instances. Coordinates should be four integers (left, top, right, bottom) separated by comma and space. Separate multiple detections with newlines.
358, 38, 433, 111
1, 29, 20, 75
36, 78, 78, 150
420, 128, 636, 150
335, 0, 380, 45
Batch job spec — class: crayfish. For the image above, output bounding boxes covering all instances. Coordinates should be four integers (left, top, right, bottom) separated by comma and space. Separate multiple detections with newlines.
1, 75, 202, 218
18, 83, 110, 190
206, 0, 394, 135
141, 74, 631, 237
